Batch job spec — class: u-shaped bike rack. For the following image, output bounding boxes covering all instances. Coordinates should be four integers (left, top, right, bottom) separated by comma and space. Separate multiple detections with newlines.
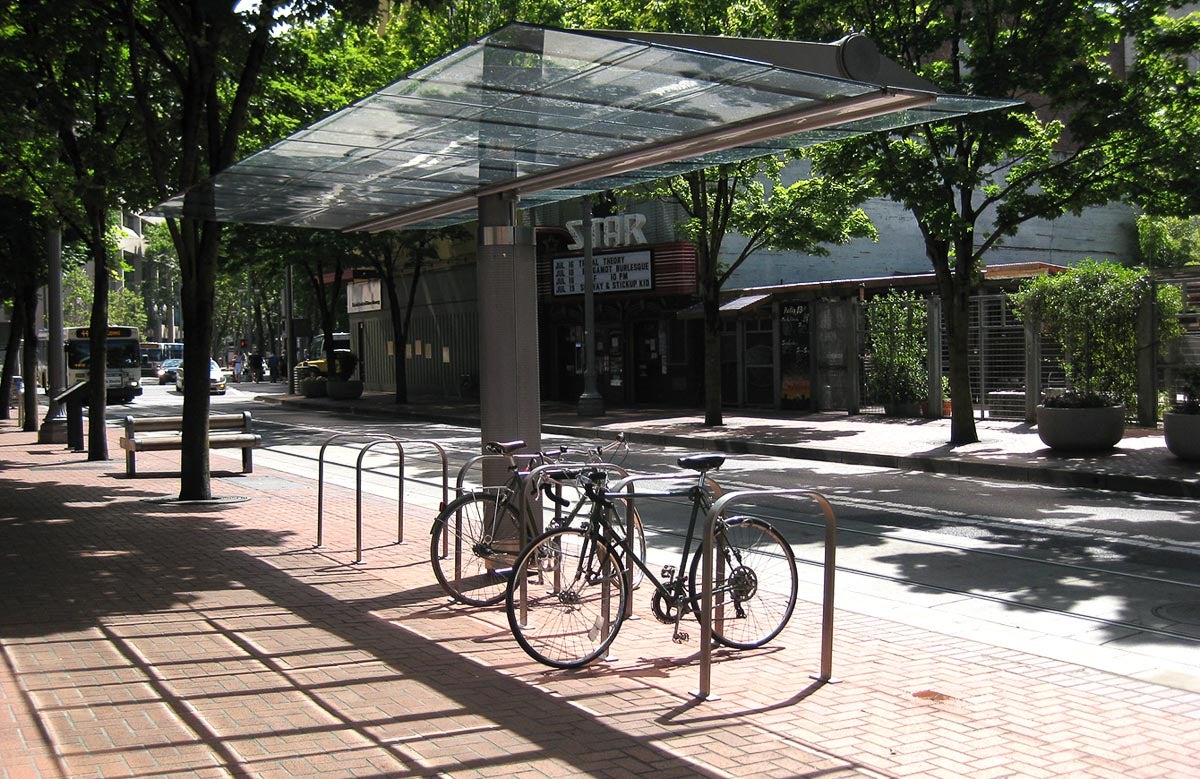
316, 432, 449, 563
441, 454, 636, 573
693, 488, 838, 701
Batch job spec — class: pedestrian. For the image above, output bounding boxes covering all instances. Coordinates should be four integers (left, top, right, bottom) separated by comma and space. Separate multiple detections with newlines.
251, 351, 264, 383
233, 353, 243, 383
268, 352, 279, 382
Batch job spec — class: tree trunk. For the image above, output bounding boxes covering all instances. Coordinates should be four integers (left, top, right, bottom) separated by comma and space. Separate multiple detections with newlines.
943, 237, 980, 446
0, 292, 23, 422
703, 297, 723, 427
946, 294, 978, 446
178, 217, 220, 501
86, 215, 109, 461
18, 286, 40, 431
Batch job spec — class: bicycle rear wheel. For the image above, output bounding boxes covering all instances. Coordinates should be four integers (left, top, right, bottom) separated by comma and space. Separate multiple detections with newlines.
506, 528, 627, 669
688, 516, 797, 649
430, 492, 525, 606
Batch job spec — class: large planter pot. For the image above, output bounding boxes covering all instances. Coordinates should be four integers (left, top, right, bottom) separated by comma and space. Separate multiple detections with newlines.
1035, 405, 1125, 452
326, 379, 364, 400
298, 377, 327, 398
884, 400, 922, 417
1163, 412, 1200, 461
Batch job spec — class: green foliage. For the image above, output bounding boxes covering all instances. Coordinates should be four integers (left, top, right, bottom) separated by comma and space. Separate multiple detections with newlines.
1137, 215, 1200, 269
864, 289, 928, 406
1174, 367, 1200, 414
1009, 260, 1184, 406
61, 265, 147, 332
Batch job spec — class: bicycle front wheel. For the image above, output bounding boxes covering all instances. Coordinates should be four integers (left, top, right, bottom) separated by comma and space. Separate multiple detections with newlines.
430, 492, 525, 606
688, 516, 797, 649
506, 528, 627, 669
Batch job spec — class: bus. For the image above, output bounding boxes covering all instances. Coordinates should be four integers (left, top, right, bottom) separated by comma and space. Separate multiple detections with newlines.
65, 326, 143, 404
139, 341, 184, 377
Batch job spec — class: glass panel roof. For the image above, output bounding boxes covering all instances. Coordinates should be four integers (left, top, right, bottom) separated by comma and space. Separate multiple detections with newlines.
151, 23, 1017, 232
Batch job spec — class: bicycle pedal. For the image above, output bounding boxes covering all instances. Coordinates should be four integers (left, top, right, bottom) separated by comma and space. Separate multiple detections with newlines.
673, 631, 689, 644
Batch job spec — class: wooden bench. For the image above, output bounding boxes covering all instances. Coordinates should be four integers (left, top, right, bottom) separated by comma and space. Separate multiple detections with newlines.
119, 412, 261, 476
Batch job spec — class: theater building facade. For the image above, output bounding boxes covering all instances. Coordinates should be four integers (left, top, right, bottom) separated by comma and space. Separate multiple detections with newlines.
347, 196, 1132, 413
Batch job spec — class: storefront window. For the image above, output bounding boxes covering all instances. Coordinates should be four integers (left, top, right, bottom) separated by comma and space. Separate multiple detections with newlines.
781, 304, 811, 410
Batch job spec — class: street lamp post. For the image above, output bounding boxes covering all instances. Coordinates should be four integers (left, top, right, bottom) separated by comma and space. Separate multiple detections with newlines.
38, 225, 66, 444
577, 197, 605, 417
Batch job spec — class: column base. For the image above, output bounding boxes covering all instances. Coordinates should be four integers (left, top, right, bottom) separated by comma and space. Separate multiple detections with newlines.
37, 417, 67, 444
577, 393, 606, 417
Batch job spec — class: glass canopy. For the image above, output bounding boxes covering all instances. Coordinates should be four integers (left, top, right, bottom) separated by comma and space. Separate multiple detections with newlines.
152, 23, 1017, 232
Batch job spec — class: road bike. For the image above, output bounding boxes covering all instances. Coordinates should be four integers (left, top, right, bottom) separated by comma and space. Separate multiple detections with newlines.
429, 436, 644, 606
504, 454, 798, 669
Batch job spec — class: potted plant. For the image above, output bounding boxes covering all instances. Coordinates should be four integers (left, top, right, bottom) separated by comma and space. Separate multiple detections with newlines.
865, 289, 928, 416
297, 369, 327, 398
1010, 260, 1181, 452
325, 352, 363, 400
1164, 367, 1200, 461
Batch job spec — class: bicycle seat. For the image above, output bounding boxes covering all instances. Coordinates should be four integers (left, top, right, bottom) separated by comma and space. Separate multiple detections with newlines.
484, 440, 526, 455
677, 454, 725, 472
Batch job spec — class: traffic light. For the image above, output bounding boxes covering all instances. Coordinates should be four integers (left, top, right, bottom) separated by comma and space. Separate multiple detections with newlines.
239, 338, 248, 349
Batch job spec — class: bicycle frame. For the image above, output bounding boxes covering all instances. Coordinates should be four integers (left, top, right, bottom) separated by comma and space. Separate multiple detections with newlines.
432, 440, 634, 601
571, 469, 720, 640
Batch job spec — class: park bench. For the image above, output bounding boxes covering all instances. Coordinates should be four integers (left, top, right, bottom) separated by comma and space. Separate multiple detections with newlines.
119, 412, 261, 476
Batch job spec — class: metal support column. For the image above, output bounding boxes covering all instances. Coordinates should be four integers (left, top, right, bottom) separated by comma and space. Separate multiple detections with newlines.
477, 192, 541, 465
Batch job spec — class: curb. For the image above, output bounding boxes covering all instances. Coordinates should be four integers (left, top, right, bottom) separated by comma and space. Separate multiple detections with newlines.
261, 395, 1200, 499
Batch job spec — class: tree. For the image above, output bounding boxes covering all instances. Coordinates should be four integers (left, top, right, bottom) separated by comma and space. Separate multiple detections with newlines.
357, 228, 468, 403
793, 0, 1200, 445
61, 264, 148, 332
0, 197, 45, 428
113, 0, 378, 499
630, 156, 876, 425
1, 0, 150, 458
565, 3, 879, 426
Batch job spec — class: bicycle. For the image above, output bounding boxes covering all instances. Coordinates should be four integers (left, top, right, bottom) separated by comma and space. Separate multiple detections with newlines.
504, 454, 798, 669
429, 435, 644, 606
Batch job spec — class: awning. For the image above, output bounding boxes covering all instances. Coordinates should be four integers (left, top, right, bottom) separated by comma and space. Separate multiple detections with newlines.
677, 293, 773, 319
150, 23, 1018, 232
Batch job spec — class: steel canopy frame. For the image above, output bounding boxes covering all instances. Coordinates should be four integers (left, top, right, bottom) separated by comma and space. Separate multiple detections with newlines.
150, 23, 1015, 233
350, 88, 936, 233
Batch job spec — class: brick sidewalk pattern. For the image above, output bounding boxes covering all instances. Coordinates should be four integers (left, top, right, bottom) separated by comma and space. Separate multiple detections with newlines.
2, 424, 1198, 778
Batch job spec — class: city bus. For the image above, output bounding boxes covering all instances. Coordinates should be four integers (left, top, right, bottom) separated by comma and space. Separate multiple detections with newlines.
139, 341, 184, 377
65, 326, 143, 404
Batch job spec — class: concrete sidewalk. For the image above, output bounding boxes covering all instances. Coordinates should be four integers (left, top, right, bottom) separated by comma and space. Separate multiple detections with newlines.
2, 415, 1199, 778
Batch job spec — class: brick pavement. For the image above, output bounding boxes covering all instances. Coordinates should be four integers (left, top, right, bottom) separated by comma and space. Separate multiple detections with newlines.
2, 421, 1199, 778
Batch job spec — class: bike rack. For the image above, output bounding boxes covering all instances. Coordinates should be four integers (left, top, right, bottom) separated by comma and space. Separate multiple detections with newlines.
441, 452, 528, 562
316, 432, 449, 563
443, 454, 635, 599
510, 461, 636, 627
693, 488, 838, 701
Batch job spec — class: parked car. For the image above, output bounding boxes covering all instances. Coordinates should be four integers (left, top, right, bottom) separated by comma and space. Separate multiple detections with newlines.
175, 359, 227, 395
156, 358, 182, 385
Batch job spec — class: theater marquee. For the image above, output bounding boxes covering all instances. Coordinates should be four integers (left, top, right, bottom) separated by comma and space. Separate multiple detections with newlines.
552, 250, 653, 296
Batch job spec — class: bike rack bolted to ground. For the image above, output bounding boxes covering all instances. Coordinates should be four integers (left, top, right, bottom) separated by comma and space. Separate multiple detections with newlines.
315, 432, 449, 563
695, 488, 838, 701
